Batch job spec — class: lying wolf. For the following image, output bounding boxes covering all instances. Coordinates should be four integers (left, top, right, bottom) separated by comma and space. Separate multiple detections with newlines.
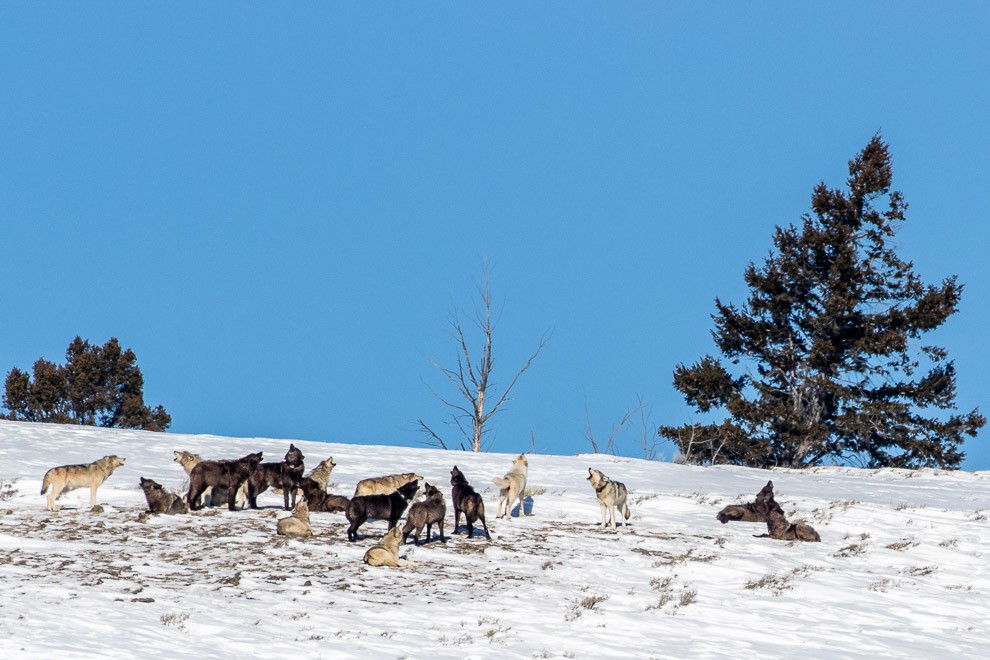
345, 478, 419, 542
716, 480, 784, 524
173, 450, 230, 508
493, 453, 528, 518
245, 444, 305, 510
450, 465, 491, 540
41, 455, 125, 512
353, 471, 423, 498
587, 468, 631, 529
277, 500, 317, 538
363, 525, 407, 567
298, 477, 350, 513
139, 477, 188, 514
187, 452, 263, 511
402, 482, 446, 545
764, 508, 821, 542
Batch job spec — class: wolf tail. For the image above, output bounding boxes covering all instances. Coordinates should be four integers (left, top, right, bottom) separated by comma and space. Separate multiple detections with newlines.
623, 504, 631, 520
492, 477, 510, 489
40, 470, 52, 495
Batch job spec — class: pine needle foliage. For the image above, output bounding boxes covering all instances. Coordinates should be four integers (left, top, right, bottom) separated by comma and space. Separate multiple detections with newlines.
661, 136, 984, 469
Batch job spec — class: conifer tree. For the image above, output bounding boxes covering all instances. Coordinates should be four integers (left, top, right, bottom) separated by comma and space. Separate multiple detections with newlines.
2, 337, 171, 431
660, 136, 984, 469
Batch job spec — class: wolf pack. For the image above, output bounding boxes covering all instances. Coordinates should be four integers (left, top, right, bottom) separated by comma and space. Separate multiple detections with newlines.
39, 446, 820, 569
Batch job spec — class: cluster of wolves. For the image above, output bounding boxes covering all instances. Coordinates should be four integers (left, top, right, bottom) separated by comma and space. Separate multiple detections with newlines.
39, 449, 821, 569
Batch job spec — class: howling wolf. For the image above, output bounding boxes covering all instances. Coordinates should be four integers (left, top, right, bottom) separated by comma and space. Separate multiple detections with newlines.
587, 468, 631, 529
493, 453, 528, 518
450, 465, 491, 540
40, 455, 126, 512
244, 444, 305, 510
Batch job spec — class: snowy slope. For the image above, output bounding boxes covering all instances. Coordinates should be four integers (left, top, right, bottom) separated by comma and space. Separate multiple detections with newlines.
1, 420, 988, 658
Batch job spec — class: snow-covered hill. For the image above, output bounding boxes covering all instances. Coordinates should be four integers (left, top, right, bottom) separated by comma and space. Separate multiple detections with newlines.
1, 420, 988, 658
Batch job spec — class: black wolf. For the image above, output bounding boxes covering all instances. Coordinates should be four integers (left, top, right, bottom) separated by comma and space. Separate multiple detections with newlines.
299, 476, 350, 513
139, 477, 188, 514
345, 478, 419, 542
187, 452, 263, 511
402, 482, 446, 545
716, 480, 784, 524
450, 465, 491, 540
245, 443, 305, 510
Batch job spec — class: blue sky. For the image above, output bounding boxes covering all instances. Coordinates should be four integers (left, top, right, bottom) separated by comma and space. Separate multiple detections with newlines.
2, 3, 988, 469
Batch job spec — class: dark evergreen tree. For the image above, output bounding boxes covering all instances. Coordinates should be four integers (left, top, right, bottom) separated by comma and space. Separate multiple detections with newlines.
660, 136, 984, 469
2, 337, 171, 431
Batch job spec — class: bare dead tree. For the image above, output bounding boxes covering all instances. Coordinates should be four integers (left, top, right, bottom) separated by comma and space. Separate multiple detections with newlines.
634, 394, 659, 461
419, 259, 548, 452
584, 393, 641, 455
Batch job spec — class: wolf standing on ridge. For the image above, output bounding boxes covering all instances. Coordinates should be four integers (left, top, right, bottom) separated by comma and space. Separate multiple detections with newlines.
493, 453, 528, 518
40, 455, 125, 512
586, 468, 631, 529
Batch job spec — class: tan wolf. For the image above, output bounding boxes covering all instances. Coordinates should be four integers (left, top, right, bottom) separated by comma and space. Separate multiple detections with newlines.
353, 472, 423, 498
363, 525, 407, 567
277, 500, 318, 538
493, 453, 528, 518
40, 455, 126, 511
587, 468, 631, 529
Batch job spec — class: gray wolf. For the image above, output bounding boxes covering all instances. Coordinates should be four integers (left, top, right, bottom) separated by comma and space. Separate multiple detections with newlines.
346, 479, 420, 542
764, 508, 821, 542
173, 450, 229, 507
363, 525, 407, 567
402, 482, 446, 545
587, 468, 631, 529
299, 477, 350, 513
353, 471, 423, 498
277, 500, 318, 537
41, 455, 126, 512
245, 444, 305, 510
493, 453, 528, 518
187, 452, 263, 511
450, 465, 491, 540
716, 480, 784, 524
305, 456, 336, 491
139, 477, 188, 514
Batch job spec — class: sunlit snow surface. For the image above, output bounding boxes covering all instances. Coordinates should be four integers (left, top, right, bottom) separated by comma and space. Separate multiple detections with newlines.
1, 420, 988, 658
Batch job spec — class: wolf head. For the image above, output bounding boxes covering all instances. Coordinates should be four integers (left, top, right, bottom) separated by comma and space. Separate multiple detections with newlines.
422, 482, 442, 499
102, 455, 126, 470
139, 477, 162, 492
514, 454, 528, 468
242, 451, 264, 466
587, 468, 607, 490
397, 479, 420, 500
450, 466, 467, 486
285, 443, 305, 467
173, 450, 200, 469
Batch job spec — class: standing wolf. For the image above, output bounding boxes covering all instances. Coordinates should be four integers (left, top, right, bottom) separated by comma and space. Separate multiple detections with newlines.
450, 465, 491, 540
493, 453, 528, 518
244, 444, 305, 510
402, 482, 446, 545
187, 452, 263, 511
586, 468, 631, 529
345, 478, 420, 542
173, 450, 230, 508
40, 455, 126, 512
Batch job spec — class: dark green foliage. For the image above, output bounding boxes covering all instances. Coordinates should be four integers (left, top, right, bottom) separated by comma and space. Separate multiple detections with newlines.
2, 337, 171, 431
661, 136, 984, 469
